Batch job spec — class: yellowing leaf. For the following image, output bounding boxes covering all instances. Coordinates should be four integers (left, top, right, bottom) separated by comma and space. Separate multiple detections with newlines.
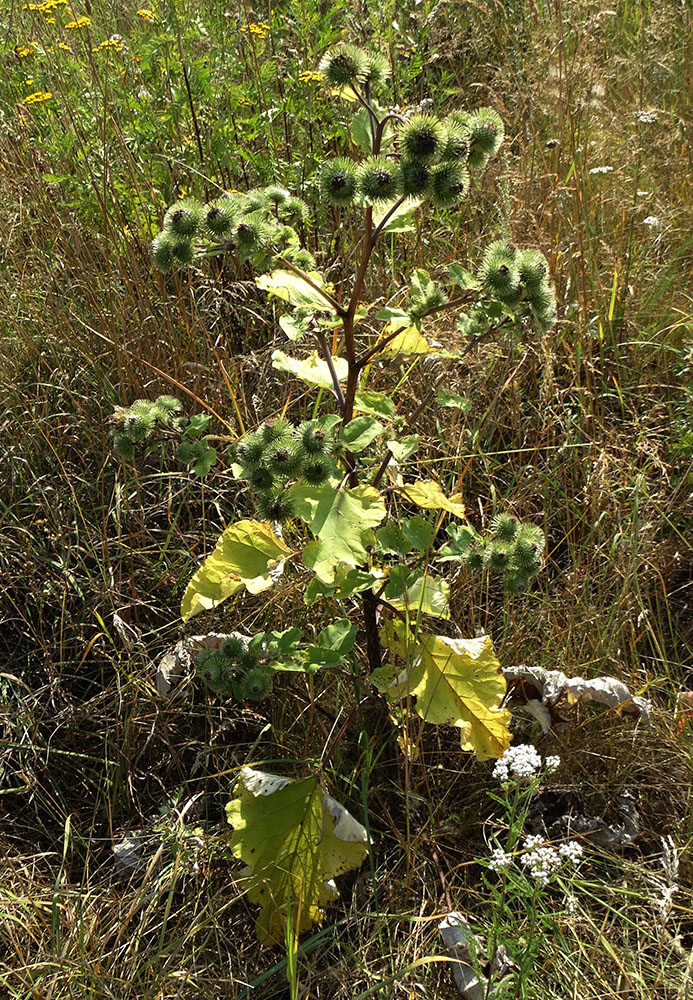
256, 269, 336, 312
272, 350, 348, 389
374, 623, 512, 760
291, 483, 386, 584
226, 768, 368, 944
400, 479, 465, 517
181, 519, 291, 621
377, 324, 432, 358
386, 573, 450, 619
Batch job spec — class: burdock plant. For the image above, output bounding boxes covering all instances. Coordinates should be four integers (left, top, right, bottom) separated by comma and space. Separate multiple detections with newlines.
113, 39, 563, 960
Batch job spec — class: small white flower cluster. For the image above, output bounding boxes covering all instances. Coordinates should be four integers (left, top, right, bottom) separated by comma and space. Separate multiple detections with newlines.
642, 215, 662, 228
564, 893, 578, 915
589, 165, 614, 175
492, 744, 560, 783
635, 110, 659, 123
519, 835, 583, 886
488, 847, 513, 872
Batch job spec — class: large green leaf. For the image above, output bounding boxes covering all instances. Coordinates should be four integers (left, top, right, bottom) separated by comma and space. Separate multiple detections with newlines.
399, 479, 466, 517
226, 768, 368, 944
272, 350, 348, 389
373, 623, 512, 760
181, 520, 291, 621
341, 416, 384, 453
256, 269, 336, 312
291, 483, 386, 584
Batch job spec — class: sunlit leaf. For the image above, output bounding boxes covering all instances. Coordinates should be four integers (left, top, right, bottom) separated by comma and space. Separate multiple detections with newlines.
385, 569, 450, 619
181, 520, 291, 621
435, 389, 471, 411
353, 390, 395, 420
226, 768, 368, 944
373, 197, 421, 234
257, 269, 336, 312
436, 524, 477, 562
387, 435, 419, 462
373, 623, 512, 759
272, 350, 348, 389
291, 483, 386, 584
399, 479, 465, 517
377, 325, 432, 358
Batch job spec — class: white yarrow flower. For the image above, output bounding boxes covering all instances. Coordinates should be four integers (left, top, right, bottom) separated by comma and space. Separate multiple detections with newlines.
488, 847, 513, 872
643, 215, 661, 227
492, 744, 543, 782
544, 755, 561, 773
635, 110, 659, 123
558, 840, 584, 864
589, 165, 614, 175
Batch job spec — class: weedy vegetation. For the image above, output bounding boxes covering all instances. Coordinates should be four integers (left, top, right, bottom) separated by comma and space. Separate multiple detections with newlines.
0, 1, 691, 998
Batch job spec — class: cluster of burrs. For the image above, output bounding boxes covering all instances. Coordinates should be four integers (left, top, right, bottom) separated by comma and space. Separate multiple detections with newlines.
317, 43, 504, 210
469, 513, 545, 593
230, 418, 340, 522
111, 395, 183, 461
445, 513, 546, 594
151, 186, 314, 273
196, 636, 273, 700
479, 241, 557, 327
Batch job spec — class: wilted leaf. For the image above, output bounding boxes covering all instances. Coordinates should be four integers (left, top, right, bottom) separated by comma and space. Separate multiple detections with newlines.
272, 350, 348, 389
291, 483, 386, 584
400, 479, 466, 517
503, 664, 651, 723
257, 269, 336, 312
181, 520, 291, 621
374, 623, 512, 759
226, 768, 368, 944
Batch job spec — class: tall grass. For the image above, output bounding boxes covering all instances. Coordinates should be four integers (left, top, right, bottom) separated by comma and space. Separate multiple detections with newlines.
1, 0, 691, 997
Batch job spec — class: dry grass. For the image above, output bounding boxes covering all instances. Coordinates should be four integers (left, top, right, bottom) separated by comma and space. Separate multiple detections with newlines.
1, 0, 692, 996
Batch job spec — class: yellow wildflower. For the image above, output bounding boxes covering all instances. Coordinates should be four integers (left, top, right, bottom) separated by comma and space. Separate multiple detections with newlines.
241, 21, 270, 38
45, 16, 56, 22
15, 45, 37, 58
25, 77, 35, 84
58, 41, 73, 51
65, 15, 91, 28
25, 90, 53, 104
136, 8, 156, 21
298, 70, 325, 85
93, 35, 125, 53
